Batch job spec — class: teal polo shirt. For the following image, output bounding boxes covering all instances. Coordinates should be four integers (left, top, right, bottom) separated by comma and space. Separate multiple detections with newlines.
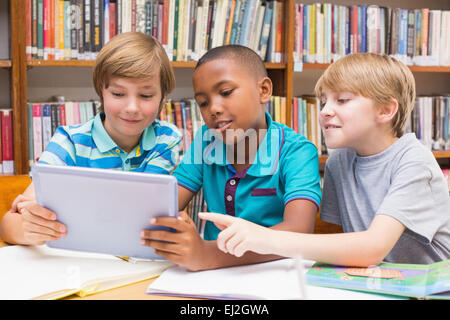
174, 112, 322, 241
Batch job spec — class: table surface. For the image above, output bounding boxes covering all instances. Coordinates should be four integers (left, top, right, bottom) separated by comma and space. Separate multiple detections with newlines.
0, 242, 398, 300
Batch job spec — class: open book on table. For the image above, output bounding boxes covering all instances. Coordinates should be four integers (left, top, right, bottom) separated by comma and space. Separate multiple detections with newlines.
306, 260, 450, 300
0, 245, 173, 300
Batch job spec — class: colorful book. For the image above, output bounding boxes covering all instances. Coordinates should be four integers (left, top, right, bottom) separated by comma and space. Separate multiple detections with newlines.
306, 260, 450, 300
1, 110, 14, 174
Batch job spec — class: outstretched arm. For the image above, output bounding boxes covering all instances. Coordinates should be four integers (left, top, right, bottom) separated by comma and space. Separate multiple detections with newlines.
199, 212, 406, 267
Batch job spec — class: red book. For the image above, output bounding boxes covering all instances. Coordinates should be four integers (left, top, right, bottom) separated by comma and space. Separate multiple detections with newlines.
131, 0, 136, 32
26, 0, 32, 60
43, 0, 49, 59
162, 0, 169, 45
109, 1, 117, 39
1, 110, 14, 174
351, 5, 358, 53
59, 103, 66, 126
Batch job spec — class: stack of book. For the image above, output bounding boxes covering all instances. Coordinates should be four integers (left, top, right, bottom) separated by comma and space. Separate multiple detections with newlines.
0, 109, 14, 174
293, 3, 450, 66
26, 0, 285, 62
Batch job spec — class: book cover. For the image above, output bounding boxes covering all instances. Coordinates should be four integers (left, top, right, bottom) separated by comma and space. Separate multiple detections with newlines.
0, 245, 173, 300
1, 110, 14, 174
306, 260, 450, 300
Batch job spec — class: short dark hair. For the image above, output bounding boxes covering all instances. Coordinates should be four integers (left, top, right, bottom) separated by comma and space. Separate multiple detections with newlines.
195, 45, 267, 80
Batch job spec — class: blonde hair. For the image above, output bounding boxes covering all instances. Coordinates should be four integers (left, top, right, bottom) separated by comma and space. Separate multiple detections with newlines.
314, 53, 416, 137
93, 32, 175, 112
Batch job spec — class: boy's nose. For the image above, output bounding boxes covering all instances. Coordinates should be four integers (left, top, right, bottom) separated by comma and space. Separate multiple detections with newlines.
125, 97, 139, 113
209, 100, 224, 116
319, 102, 334, 117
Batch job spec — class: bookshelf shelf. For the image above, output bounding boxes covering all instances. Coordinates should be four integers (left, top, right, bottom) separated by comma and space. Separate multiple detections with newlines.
320, 151, 450, 165
26, 59, 287, 70
0, 60, 11, 68
301, 63, 450, 73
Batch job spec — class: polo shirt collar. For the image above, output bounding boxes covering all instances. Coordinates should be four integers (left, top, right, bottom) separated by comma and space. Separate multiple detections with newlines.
92, 113, 157, 155
203, 112, 283, 177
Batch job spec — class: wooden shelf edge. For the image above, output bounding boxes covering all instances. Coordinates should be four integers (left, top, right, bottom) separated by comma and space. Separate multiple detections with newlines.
320, 151, 450, 163
26, 59, 287, 70
0, 60, 12, 67
301, 63, 450, 72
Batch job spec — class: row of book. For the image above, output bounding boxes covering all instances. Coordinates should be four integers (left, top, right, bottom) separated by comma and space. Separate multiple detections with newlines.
293, 3, 450, 66
291, 95, 450, 156
408, 96, 450, 151
0, 109, 14, 174
27, 100, 101, 166
26, 0, 284, 63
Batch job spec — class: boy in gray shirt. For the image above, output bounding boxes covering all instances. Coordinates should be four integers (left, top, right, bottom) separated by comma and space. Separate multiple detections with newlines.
200, 53, 450, 266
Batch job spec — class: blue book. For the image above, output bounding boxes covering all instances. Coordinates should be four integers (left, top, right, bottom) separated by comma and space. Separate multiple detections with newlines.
41, 104, 52, 151
361, 4, 367, 52
229, 0, 242, 45
239, 0, 253, 46
258, 1, 273, 61
303, 4, 308, 62
398, 9, 408, 55
345, 6, 350, 55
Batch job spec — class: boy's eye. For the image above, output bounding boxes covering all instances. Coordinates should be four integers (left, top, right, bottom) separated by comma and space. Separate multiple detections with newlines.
337, 99, 349, 104
112, 92, 124, 97
198, 101, 208, 108
141, 94, 154, 99
220, 89, 234, 97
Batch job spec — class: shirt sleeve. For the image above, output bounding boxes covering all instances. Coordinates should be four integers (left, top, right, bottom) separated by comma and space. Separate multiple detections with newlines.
38, 126, 76, 166
144, 132, 181, 175
320, 159, 342, 226
376, 161, 445, 244
282, 137, 322, 209
173, 127, 205, 193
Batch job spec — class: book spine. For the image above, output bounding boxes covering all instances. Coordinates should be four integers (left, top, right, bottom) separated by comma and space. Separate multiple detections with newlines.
27, 104, 34, 167
64, 0, 71, 59
49, 0, 55, 60
71, 0, 79, 59
42, 104, 52, 150
84, 0, 91, 59
26, 0, 32, 60
109, 0, 117, 39
43, 0, 49, 59
32, 0, 38, 58
32, 104, 43, 161
421, 8, 429, 56
37, 0, 44, 59
50, 103, 58, 135
1, 110, 14, 174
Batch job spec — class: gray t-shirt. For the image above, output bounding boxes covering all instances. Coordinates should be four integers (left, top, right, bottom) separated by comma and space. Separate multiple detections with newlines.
320, 133, 450, 264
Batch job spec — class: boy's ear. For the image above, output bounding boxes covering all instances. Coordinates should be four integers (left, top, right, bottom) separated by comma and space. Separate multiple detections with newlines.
377, 99, 398, 124
258, 77, 273, 104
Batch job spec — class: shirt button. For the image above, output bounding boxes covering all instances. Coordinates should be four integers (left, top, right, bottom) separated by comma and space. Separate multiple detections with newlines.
226, 195, 233, 202
229, 179, 236, 186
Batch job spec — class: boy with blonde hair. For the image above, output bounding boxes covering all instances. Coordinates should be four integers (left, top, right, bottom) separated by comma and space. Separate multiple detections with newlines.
0, 32, 181, 245
201, 53, 450, 266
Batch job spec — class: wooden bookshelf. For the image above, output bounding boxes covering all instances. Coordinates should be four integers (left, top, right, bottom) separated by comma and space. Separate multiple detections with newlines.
27, 59, 287, 70
5, 0, 450, 174
302, 63, 450, 73
320, 151, 450, 165
0, 60, 11, 68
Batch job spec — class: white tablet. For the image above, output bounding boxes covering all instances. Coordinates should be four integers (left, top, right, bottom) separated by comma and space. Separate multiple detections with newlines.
32, 163, 178, 260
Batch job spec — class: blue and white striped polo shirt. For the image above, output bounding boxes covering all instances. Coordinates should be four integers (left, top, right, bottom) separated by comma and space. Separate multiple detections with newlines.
38, 113, 181, 174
